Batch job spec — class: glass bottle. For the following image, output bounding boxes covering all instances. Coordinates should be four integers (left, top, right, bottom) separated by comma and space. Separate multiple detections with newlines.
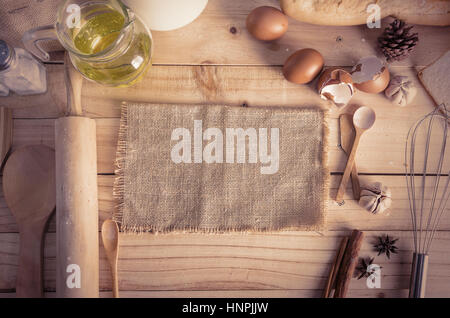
0, 40, 47, 96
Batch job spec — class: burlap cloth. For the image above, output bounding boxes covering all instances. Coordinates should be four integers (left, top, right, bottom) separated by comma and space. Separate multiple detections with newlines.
114, 103, 329, 232
0, 0, 62, 52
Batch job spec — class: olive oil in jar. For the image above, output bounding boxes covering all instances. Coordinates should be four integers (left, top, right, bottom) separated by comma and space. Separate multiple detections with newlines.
73, 10, 125, 54
70, 7, 152, 87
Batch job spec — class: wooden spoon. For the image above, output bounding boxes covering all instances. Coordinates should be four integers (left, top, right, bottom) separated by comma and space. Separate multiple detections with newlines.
336, 107, 376, 204
102, 219, 120, 298
339, 114, 361, 200
3, 145, 55, 297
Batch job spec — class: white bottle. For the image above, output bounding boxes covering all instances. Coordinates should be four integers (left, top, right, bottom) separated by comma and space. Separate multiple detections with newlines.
0, 40, 47, 96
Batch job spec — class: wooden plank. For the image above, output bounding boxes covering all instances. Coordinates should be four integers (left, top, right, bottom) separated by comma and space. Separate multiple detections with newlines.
6, 66, 447, 175
0, 289, 420, 298
144, 0, 449, 67
0, 65, 66, 117
0, 289, 413, 298
1, 1, 448, 67
3, 289, 446, 298
10, 111, 448, 175
2, 65, 436, 119
1, 175, 449, 233
0, 231, 449, 295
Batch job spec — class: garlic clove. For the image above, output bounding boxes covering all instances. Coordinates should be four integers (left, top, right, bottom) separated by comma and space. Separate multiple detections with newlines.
373, 196, 392, 214
359, 192, 379, 213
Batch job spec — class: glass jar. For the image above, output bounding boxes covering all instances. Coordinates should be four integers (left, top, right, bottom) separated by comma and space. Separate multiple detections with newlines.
0, 40, 47, 96
23, 0, 153, 87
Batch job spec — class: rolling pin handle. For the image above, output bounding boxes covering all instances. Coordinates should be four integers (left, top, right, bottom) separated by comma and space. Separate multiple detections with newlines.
64, 52, 83, 116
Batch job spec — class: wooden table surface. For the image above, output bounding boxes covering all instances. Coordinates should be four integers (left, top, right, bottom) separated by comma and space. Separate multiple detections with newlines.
1, 0, 450, 298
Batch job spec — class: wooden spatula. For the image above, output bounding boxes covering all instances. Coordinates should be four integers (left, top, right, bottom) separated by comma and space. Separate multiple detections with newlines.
339, 114, 361, 200
2, 145, 55, 297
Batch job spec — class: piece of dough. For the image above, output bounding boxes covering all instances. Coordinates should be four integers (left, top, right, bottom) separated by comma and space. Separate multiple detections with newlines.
279, 0, 450, 26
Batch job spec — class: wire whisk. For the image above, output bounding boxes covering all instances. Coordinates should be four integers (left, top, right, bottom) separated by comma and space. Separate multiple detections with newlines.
405, 104, 449, 298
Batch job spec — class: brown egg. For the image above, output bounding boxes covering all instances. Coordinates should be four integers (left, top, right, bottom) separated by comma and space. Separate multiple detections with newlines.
283, 48, 324, 84
351, 56, 391, 94
246, 6, 288, 41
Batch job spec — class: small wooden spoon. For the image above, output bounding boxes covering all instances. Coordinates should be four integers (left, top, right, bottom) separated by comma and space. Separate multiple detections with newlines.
3, 145, 55, 297
336, 107, 376, 204
102, 219, 120, 298
339, 114, 361, 200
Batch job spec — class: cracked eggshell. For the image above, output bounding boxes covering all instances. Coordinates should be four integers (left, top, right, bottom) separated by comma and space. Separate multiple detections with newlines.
317, 67, 354, 107
359, 182, 392, 215
351, 56, 390, 94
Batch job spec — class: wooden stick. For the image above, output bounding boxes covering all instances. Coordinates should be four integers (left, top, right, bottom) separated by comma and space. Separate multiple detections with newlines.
323, 236, 349, 298
334, 230, 364, 298
63, 53, 83, 116
350, 166, 360, 201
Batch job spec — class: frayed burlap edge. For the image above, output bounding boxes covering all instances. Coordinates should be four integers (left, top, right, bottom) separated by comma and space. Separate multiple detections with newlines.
112, 102, 128, 229
113, 102, 330, 234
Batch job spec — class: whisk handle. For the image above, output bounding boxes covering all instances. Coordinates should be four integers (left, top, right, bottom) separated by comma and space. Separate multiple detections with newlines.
409, 253, 429, 298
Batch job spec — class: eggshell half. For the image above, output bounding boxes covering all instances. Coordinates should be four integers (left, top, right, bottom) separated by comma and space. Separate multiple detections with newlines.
351, 56, 390, 94
354, 66, 390, 94
317, 67, 354, 107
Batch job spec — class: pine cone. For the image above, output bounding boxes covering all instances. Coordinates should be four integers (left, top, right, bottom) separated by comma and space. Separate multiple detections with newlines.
378, 19, 419, 63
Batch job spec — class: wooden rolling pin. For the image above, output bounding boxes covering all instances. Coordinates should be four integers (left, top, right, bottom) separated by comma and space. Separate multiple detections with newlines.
55, 53, 99, 297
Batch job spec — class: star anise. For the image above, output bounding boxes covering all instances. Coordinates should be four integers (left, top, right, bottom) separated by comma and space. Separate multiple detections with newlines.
374, 235, 399, 259
356, 257, 380, 280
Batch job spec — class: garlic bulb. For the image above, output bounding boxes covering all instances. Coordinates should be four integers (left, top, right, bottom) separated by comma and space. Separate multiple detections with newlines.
384, 75, 417, 107
359, 182, 392, 214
